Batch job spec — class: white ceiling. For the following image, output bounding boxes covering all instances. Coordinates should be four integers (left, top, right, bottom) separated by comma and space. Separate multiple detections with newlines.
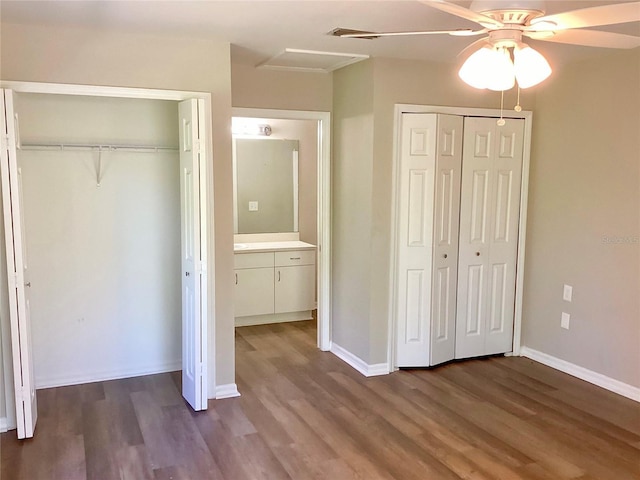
1, 0, 639, 69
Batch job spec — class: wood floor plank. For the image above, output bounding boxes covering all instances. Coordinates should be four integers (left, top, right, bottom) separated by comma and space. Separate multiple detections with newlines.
2, 320, 638, 480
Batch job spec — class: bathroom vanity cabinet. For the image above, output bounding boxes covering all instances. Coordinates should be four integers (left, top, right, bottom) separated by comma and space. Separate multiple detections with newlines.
234, 241, 316, 326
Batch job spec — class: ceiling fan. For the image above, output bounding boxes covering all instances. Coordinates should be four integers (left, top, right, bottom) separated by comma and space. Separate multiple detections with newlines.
333, 0, 640, 91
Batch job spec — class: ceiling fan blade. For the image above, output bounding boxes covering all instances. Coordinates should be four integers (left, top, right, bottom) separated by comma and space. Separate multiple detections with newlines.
337, 28, 487, 39
531, 2, 640, 30
418, 0, 504, 29
526, 29, 640, 49
456, 37, 491, 59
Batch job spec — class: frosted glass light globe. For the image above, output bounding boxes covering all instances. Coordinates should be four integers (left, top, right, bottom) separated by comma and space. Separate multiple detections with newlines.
514, 45, 552, 88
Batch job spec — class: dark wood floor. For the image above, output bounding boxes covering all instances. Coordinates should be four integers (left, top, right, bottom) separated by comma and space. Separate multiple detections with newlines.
2, 320, 639, 479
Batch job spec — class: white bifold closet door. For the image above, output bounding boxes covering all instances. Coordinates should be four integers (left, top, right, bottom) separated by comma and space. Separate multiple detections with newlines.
0, 89, 38, 439
455, 117, 525, 359
396, 113, 463, 367
179, 99, 208, 411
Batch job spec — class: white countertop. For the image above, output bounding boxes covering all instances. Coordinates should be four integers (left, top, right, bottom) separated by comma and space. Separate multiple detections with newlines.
234, 240, 316, 253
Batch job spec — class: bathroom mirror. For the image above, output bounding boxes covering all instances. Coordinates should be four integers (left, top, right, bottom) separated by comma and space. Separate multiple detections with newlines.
232, 137, 299, 234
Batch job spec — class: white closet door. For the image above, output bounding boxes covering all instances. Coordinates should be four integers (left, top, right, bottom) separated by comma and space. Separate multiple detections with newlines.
456, 117, 524, 359
396, 114, 437, 367
430, 115, 463, 366
179, 99, 208, 411
0, 89, 38, 439
485, 119, 524, 354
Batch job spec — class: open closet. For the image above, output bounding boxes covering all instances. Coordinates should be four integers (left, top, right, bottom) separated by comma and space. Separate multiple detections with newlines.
1, 86, 209, 439
16, 92, 183, 388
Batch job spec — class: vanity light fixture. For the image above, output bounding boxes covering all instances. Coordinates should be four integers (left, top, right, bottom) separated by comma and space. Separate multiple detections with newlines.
232, 119, 272, 136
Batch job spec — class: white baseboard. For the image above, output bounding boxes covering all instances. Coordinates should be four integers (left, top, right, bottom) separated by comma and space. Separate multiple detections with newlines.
215, 383, 241, 399
330, 342, 389, 377
0, 417, 8, 433
520, 347, 640, 402
235, 311, 313, 327
35, 360, 182, 389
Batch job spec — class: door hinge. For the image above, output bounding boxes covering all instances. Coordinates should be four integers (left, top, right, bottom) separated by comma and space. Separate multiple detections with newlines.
15, 385, 29, 403
9, 271, 19, 290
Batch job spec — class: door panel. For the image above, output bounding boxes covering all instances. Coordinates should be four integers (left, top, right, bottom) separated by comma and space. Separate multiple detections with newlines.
430, 114, 462, 366
396, 114, 437, 367
468, 170, 490, 244
488, 263, 508, 333
493, 170, 514, 242
0, 89, 38, 439
179, 99, 207, 411
457, 117, 524, 359
407, 170, 431, 247
404, 269, 427, 344
485, 118, 524, 354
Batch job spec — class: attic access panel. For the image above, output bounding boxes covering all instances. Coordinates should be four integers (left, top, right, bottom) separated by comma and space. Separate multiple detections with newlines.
257, 48, 369, 73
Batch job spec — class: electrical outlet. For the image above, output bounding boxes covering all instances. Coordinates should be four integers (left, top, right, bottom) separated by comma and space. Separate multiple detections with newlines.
561, 312, 570, 329
248, 201, 259, 212
563, 284, 573, 302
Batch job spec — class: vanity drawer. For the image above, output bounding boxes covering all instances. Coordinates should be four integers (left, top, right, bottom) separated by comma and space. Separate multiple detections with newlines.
275, 250, 315, 267
235, 252, 274, 269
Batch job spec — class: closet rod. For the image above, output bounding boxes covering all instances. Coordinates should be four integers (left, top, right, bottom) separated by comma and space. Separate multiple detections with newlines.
19, 142, 179, 153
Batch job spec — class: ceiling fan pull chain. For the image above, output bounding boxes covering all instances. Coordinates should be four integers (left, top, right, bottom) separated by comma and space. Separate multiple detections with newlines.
514, 86, 523, 112
497, 90, 506, 126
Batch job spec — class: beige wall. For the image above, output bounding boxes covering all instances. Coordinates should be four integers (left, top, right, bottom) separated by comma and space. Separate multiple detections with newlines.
232, 63, 333, 112
523, 49, 640, 388
0, 23, 235, 399
332, 60, 375, 361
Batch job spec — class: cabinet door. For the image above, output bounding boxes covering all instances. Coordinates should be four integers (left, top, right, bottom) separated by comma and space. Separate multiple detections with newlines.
275, 265, 315, 314
235, 268, 275, 317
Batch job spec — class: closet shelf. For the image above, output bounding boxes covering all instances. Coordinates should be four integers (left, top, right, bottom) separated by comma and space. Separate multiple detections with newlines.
19, 142, 179, 187
19, 142, 178, 153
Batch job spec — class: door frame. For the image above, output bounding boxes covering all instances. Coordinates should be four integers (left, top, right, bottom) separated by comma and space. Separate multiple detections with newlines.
232, 107, 332, 351
388, 104, 533, 370
0, 80, 215, 430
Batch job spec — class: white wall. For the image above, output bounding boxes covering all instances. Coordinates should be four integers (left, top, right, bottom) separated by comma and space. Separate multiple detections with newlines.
523, 49, 640, 388
16, 93, 181, 387
0, 22, 235, 403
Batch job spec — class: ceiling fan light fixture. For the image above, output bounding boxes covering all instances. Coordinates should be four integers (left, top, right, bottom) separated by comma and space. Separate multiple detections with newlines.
513, 45, 552, 88
486, 47, 516, 91
458, 45, 494, 89
459, 45, 515, 91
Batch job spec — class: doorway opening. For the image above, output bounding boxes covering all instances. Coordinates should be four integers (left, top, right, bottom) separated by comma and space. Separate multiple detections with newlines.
230, 108, 331, 357
0, 82, 212, 439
